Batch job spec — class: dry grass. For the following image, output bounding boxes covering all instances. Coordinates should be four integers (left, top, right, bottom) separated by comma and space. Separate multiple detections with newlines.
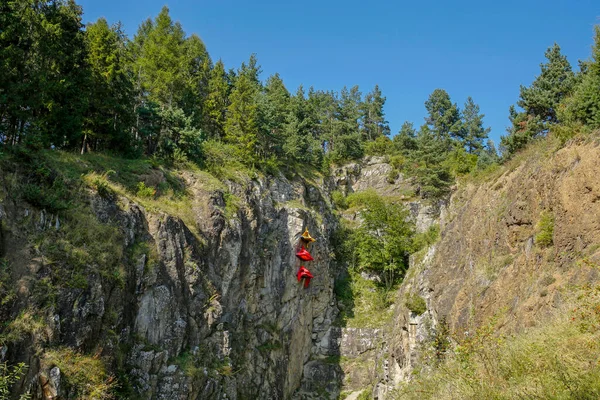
393, 285, 600, 399
43, 348, 115, 399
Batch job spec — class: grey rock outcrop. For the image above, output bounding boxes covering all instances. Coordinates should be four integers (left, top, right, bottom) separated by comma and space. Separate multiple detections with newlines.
1, 172, 342, 400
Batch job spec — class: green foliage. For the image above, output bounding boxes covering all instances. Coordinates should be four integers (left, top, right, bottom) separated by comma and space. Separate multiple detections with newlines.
559, 27, 600, 130
460, 97, 491, 154
518, 43, 575, 124
331, 190, 348, 210
393, 122, 417, 155
36, 206, 125, 289
535, 211, 554, 247
404, 293, 427, 315
225, 72, 260, 164
155, 106, 204, 163
201, 139, 252, 179
424, 89, 461, 142
347, 190, 415, 289
334, 269, 394, 328
413, 224, 440, 251
0, 259, 16, 309
17, 155, 72, 212
356, 388, 372, 400
410, 126, 453, 200
364, 136, 394, 156
386, 168, 400, 184
501, 44, 575, 157
91, 171, 116, 198
136, 182, 156, 198
443, 146, 478, 175
361, 84, 390, 140
203, 60, 229, 139
0, 362, 29, 400
84, 17, 134, 151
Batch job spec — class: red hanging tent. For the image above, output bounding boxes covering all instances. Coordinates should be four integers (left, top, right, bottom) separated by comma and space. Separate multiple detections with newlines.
296, 246, 314, 261
296, 266, 314, 288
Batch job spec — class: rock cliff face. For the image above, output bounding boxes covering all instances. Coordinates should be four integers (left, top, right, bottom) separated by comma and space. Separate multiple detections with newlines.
5, 140, 595, 399
0, 170, 342, 399
383, 139, 600, 397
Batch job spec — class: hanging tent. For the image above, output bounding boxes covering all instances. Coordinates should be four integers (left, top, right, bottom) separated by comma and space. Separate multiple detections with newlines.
296, 246, 314, 261
296, 266, 314, 288
300, 228, 316, 244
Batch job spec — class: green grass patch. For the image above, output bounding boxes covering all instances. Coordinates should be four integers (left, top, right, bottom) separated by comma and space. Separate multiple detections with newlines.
43, 348, 114, 399
0, 310, 47, 345
335, 270, 395, 328
36, 207, 125, 289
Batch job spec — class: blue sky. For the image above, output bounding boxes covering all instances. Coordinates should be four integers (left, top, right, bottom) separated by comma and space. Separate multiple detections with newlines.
78, 0, 600, 145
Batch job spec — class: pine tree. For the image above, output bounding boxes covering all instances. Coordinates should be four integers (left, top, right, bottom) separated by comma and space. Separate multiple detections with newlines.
0, 0, 38, 145
239, 53, 262, 88
258, 73, 290, 159
560, 26, 600, 129
360, 85, 390, 141
460, 97, 490, 154
283, 86, 323, 165
500, 105, 538, 157
135, 6, 186, 108
393, 121, 417, 155
181, 33, 211, 128
225, 73, 260, 163
331, 86, 363, 162
518, 43, 575, 124
84, 17, 134, 153
412, 125, 452, 199
35, 0, 90, 148
424, 89, 461, 144
311, 89, 339, 154
203, 60, 229, 139
476, 139, 500, 170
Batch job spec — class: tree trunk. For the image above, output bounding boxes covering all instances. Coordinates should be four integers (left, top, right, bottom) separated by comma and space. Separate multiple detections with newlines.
81, 133, 87, 155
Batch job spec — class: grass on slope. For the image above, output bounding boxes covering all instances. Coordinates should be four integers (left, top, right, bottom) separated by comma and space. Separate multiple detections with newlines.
393, 285, 600, 400
335, 269, 395, 329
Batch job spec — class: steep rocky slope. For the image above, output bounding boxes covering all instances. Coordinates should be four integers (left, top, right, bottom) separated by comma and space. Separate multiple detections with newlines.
4, 138, 597, 399
384, 137, 600, 397
0, 156, 344, 399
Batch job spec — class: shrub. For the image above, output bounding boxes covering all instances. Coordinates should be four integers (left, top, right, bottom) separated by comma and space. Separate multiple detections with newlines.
0, 362, 29, 400
413, 224, 440, 251
535, 211, 554, 247
387, 168, 400, 184
405, 293, 427, 315
365, 136, 393, 156
331, 190, 348, 210
136, 182, 155, 198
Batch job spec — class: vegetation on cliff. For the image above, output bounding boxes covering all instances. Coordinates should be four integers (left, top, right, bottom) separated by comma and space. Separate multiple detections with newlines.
3, 1, 600, 399
394, 285, 600, 399
1, 0, 502, 205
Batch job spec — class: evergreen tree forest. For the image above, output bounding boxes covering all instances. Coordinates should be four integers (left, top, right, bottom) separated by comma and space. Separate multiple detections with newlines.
2, 1, 600, 200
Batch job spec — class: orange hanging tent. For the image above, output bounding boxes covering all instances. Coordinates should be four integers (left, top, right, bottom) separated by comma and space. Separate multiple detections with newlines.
300, 228, 316, 244
296, 266, 314, 288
